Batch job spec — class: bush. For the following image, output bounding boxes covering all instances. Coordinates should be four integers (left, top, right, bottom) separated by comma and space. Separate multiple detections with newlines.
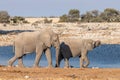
10, 16, 29, 23
44, 18, 52, 23
59, 14, 68, 22
59, 9, 80, 22
0, 11, 10, 23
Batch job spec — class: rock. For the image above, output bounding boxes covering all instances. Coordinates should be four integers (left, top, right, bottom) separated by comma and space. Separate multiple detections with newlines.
24, 75, 30, 79
92, 67, 99, 69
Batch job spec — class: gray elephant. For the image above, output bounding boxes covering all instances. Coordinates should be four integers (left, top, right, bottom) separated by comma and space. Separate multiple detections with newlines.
56, 39, 101, 68
8, 29, 60, 68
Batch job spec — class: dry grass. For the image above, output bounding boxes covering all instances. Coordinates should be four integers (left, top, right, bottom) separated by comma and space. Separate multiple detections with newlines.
25, 17, 59, 23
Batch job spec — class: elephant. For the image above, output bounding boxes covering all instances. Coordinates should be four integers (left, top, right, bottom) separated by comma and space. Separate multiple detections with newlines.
55, 38, 101, 68
8, 29, 60, 68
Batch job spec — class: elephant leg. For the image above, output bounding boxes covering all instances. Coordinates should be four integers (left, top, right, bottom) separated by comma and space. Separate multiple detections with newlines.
80, 57, 84, 68
45, 48, 53, 68
80, 50, 87, 68
8, 55, 17, 67
33, 47, 43, 68
64, 58, 69, 68
55, 54, 63, 67
18, 57, 24, 67
83, 57, 89, 68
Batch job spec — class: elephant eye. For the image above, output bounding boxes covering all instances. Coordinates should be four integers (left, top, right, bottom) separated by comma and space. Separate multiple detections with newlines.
54, 40, 57, 42
88, 43, 92, 46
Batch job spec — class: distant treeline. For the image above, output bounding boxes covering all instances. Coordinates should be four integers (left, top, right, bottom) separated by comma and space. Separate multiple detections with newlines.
0, 8, 120, 24
59, 8, 120, 22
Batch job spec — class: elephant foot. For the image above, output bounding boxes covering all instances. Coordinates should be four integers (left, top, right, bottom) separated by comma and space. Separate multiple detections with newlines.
8, 65, 18, 68
83, 65, 88, 68
55, 64, 59, 68
8, 61, 13, 67
46, 65, 54, 68
17, 65, 25, 68
33, 65, 41, 68
8, 63, 14, 68
64, 66, 69, 68
80, 66, 87, 69
80, 66, 84, 68
8, 65, 12, 68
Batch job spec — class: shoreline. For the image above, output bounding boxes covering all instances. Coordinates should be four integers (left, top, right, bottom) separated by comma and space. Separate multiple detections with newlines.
0, 22, 120, 46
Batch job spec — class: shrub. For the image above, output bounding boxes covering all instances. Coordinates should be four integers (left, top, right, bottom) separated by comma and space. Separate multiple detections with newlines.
59, 9, 80, 22
10, 16, 29, 23
0, 11, 10, 23
59, 14, 68, 22
44, 18, 52, 23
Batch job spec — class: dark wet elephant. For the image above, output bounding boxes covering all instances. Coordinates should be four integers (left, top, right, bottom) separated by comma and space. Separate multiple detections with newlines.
56, 39, 101, 68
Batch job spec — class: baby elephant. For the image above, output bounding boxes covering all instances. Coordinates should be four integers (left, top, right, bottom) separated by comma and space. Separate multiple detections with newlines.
56, 39, 101, 68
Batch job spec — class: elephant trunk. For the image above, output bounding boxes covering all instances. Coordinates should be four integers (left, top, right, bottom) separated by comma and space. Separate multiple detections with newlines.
55, 46, 60, 67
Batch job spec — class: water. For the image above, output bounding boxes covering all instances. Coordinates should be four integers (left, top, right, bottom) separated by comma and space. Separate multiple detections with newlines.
0, 44, 120, 68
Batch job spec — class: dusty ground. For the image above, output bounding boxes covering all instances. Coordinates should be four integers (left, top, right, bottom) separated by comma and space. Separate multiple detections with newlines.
0, 66, 120, 80
0, 21, 120, 80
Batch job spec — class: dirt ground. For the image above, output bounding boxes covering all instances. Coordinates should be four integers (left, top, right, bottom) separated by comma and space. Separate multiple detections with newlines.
0, 66, 120, 80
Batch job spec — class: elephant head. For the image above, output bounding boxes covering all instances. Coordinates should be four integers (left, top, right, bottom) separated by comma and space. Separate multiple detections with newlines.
84, 39, 101, 51
93, 40, 101, 48
41, 29, 60, 67
50, 31, 60, 67
39, 29, 59, 47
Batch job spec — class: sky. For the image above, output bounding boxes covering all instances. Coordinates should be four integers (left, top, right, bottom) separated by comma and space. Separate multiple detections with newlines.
0, 0, 120, 17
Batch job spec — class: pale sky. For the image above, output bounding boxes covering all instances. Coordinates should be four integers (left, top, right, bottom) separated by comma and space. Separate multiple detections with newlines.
0, 0, 120, 17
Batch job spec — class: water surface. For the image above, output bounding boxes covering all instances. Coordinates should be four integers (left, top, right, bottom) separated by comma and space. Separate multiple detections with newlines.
0, 44, 120, 68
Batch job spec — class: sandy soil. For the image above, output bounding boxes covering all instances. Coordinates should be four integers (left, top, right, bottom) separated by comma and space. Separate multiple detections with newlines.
0, 66, 120, 80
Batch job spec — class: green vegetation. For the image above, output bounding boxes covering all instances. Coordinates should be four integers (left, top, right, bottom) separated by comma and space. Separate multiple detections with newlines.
81, 8, 120, 22
10, 16, 29, 24
59, 9, 80, 22
44, 18, 52, 23
59, 14, 68, 22
0, 8, 120, 24
59, 8, 120, 22
0, 11, 10, 23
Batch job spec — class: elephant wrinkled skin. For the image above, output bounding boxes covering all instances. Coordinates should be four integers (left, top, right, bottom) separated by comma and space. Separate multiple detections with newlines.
8, 29, 60, 68
56, 39, 101, 68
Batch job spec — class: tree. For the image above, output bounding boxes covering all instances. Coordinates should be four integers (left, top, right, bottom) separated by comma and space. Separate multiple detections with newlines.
68, 9, 80, 22
0, 11, 10, 23
80, 8, 120, 22
81, 11, 93, 22
59, 14, 68, 22
59, 9, 80, 22
91, 10, 100, 17
100, 8, 120, 22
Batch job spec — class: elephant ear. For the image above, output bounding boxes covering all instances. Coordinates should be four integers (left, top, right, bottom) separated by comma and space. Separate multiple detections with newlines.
93, 40, 101, 48
84, 39, 94, 50
42, 34, 51, 48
